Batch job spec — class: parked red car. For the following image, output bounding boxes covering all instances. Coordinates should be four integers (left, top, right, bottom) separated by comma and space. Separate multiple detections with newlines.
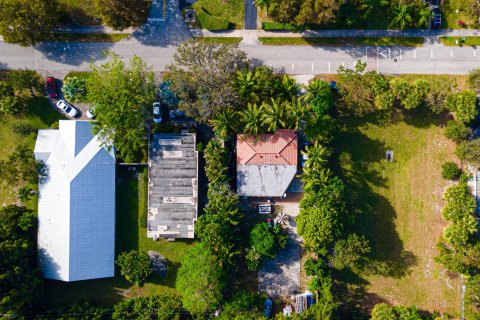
45, 77, 57, 99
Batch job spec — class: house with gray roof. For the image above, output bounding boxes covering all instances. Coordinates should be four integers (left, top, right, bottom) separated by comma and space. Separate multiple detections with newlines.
34, 120, 116, 282
147, 132, 198, 239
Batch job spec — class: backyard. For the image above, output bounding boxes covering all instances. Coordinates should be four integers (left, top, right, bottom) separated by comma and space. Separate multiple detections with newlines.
40, 167, 196, 308
333, 111, 461, 317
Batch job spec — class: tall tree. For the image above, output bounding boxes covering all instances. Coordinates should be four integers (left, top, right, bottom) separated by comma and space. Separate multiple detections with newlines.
87, 53, 155, 163
0, 0, 57, 46
241, 103, 265, 134
390, 5, 413, 30
418, 6, 433, 28
262, 99, 288, 132
210, 108, 239, 139
295, 0, 341, 26
167, 39, 249, 123
95, 0, 150, 30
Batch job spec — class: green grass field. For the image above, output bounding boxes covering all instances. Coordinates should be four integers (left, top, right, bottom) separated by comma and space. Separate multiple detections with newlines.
0, 97, 65, 208
441, 0, 477, 29
259, 37, 424, 47
57, 0, 101, 26
41, 167, 196, 308
333, 111, 460, 317
190, 0, 244, 29
440, 36, 480, 46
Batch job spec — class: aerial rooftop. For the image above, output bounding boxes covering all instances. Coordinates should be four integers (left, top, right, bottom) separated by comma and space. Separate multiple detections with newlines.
147, 132, 198, 239
237, 129, 298, 197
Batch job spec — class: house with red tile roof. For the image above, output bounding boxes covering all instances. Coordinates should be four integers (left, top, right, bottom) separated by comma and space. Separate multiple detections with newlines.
236, 129, 298, 197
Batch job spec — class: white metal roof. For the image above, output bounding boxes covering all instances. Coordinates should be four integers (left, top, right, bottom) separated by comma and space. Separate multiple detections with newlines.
34, 120, 116, 282
237, 164, 297, 197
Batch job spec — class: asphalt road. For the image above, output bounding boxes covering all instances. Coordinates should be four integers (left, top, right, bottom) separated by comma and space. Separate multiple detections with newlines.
1, 38, 480, 75
244, 0, 257, 30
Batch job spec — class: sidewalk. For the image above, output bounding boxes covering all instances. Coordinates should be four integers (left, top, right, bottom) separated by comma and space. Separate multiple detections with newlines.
195, 28, 480, 38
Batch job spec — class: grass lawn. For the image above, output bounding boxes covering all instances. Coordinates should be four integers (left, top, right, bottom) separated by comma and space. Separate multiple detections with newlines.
258, 37, 424, 47
440, 36, 480, 46
190, 0, 244, 30
0, 97, 65, 208
50, 33, 130, 43
332, 111, 460, 316
57, 0, 101, 26
195, 37, 243, 44
441, 0, 477, 29
41, 166, 196, 309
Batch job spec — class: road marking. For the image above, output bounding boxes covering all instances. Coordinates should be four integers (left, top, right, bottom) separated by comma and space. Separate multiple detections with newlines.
388, 48, 391, 60
269, 64, 272, 68
365, 47, 368, 65
311, 63, 314, 71
376, 47, 379, 72
414, 49, 416, 59
451, 50, 453, 57
475, 51, 477, 57
431, 49, 434, 58
400, 49, 403, 60
378, 49, 388, 58
292, 63, 294, 70
342, 61, 345, 67
328, 62, 331, 73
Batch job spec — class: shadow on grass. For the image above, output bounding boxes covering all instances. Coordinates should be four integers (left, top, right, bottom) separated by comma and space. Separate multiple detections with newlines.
116, 166, 140, 252
332, 116, 419, 316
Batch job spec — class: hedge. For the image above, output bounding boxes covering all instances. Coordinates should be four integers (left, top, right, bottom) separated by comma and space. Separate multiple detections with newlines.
261, 21, 298, 31
197, 8, 229, 31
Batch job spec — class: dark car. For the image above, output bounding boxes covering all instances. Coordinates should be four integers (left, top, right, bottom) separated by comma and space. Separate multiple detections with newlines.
431, 8, 441, 29
45, 77, 57, 99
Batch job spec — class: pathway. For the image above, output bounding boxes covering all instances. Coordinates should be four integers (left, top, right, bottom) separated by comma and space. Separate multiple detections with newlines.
244, 0, 258, 30
258, 202, 302, 299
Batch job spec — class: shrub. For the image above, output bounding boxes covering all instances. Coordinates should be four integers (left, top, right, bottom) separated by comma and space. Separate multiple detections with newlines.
247, 222, 287, 269
197, 8, 229, 31
0, 81, 19, 114
261, 21, 297, 31
8, 69, 42, 95
467, 68, 480, 90
441, 162, 461, 180
113, 295, 183, 320
159, 81, 179, 107
446, 90, 478, 124
12, 122, 36, 136
115, 250, 152, 286
329, 234, 371, 271
63, 76, 87, 102
445, 120, 470, 143
456, 139, 480, 166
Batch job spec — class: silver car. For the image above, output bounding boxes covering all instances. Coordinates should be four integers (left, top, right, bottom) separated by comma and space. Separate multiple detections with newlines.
56, 100, 78, 118
153, 102, 162, 124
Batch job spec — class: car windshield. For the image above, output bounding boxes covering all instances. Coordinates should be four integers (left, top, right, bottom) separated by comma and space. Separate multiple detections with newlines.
65, 106, 72, 113
153, 114, 161, 119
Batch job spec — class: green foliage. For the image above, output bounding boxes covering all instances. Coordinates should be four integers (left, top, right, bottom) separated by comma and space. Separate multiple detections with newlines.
425, 78, 455, 114
337, 62, 376, 116
371, 303, 423, 319
167, 39, 248, 123
441, 162, 461, 180
467, 68, 480, 90
241, 103, 266, 134
63, 77, 87, 103
248, 223, 287, 261
0, 205, 42, 316
465, 275, 480, 320
218, 291, 265, 320
197, 8, 230, 30
233, 67, 277, 104
329, 234, 370, 271
304, 114, 337, 144
303, 79, 333, 116
0, 143, 46, 188
445, 120, 470, 143
39, 302, 106, 320
8, 69, 42, 95
95, 0, 150, 30
0, 81, 19, 114
276, 75, 300, 101
261, 21, 297, 31
0, 0, 57, 46
262, 99, 289, 132
176, 242, 226, 316
203, 139, 230, 185
446, 90, 478, 124
389, 5, 413, 30
18, 187, 34, 202
87, 52, 155, 163
112, 294, 183, 320
455, 139, 480, 166
115, 250, 152, 286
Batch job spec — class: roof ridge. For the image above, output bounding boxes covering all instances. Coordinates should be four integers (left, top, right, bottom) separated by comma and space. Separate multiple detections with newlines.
240, 135, 257, 164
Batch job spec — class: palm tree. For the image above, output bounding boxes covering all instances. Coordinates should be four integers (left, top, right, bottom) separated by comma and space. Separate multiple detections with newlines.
241, 103, 265, 134
217, 243, 241, 269
262, 99, 288, 132
286, 99, 312, 131
210, 108, 239, 139
360, 0, 387, 18
233, 70, 262, 103
418, 6, 433, 28
302, 142, 331, 170
254, 0, 270, 8
302, 167, 332, 189
390, 5, 412, 30
276, 75, 300, 101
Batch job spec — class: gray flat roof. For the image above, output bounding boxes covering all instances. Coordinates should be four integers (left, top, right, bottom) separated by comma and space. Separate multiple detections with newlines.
147, 132, 198, 239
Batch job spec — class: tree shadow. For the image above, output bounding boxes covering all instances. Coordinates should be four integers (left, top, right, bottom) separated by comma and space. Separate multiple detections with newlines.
34, 42, 113, 66
116, 166, 140, 252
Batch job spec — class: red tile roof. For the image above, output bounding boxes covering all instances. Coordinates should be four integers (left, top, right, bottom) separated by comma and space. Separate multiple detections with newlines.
237, 129, 298, 165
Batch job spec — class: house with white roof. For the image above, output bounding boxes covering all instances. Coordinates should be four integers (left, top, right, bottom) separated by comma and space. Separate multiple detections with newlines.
34, 120, 116, 282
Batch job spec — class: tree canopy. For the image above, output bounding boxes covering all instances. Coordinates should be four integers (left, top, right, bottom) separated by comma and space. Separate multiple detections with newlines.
95, 0, 150, 30
87, 53, 155, 162
115, 250, 152, 286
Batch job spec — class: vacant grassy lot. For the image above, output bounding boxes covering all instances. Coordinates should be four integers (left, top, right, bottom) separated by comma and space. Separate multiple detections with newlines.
333, 111, 460, 317
440, 36, 480, 46
191, 0, 244, 30
0, 98, 64, 208
57, 0, 101, 26
41, 167, 196, 308
441, 0, 477, 28
259, 37, 424, 47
